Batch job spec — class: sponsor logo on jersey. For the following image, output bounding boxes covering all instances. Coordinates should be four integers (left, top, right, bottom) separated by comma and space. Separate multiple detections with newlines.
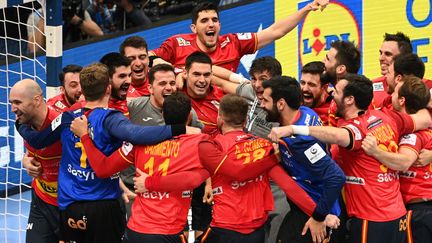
231, 175, 264, 190
399, 134, 417, 146
182, 190, 192, 198
176, 37, 191, 46
298, 1, 361, 67
367, 119, 383, 130
212, 186, 223, 196
121, 142, 133, 156
373, 82, 385, 92
237, 33, 252, 40
67, 164, 96, 181
142, 117, 153, 122
51, 114, 63, 130
377, 171, 399, 183
142, 191, 170, 200
345, 176, 365, 185
399, 170, 416, 179
345, 124, 362, 140
367, 115, 377, 123
54, 100, 66, 110
220, 36, 230, 48
304, 143, 326, 164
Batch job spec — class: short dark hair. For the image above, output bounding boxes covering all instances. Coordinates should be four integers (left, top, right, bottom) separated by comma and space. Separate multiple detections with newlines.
398, 75, 430, 114
80, 63, 110, 101
148, 64, 175, 85
119, 36, 148, 55
59, 64, 82, 86
384, 32, 412, 55
99, 52, 131, 77
393, 53, 425, 79
192, 2, 219, 24
340, 73, 373, 110
185, 51, 212, 71
331, 40, 361, 73
249, 56, 282, 78
219, 94, 249, 126
262, 76, 302, 110
301, 61, 325, 85
162, 92, 192, 125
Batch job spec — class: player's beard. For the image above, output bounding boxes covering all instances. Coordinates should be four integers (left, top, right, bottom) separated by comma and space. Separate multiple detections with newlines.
335, 100, 345, 118
321, 70, 337, 86
265, 104, 281, 123
111, 86, 125, 101
64, 89, 78, 106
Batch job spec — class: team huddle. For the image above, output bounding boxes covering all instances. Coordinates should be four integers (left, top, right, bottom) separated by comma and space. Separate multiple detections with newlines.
9, 0, 432, 243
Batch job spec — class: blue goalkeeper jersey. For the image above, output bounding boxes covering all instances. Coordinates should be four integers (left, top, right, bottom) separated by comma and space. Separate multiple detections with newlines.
17, 107, 177, 210
279, 106, 345, 217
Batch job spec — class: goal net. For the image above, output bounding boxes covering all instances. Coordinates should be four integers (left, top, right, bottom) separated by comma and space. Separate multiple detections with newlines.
0, 0, 61, 241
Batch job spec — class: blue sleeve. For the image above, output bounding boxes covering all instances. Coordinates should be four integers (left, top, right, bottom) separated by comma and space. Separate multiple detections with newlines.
15, 113, 73, 149
104, 112, 173, 144
289, 136, 345, 220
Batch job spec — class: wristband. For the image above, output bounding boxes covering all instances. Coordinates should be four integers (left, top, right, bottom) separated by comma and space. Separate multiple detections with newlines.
291, 125, 310, 136
229, 73, 244, 83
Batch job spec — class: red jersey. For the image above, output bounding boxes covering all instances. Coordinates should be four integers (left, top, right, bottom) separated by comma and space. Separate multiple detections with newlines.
184, 86, 223, 137
119, 134, 208, 235
26, 106, 62, 206
208, 131, 274, 234
312, 93, 332, 125
338, 108, 414, 221
108, 98, 129, 118
398, 129, 432, 203
68, 99, 129, 117
127, 77, 150, 98
151, 33, 257, 72
372, 76, 389, 107
47, 93, 71, 112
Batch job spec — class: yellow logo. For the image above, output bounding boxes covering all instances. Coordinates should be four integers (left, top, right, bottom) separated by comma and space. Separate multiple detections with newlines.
299, 1, 361, 66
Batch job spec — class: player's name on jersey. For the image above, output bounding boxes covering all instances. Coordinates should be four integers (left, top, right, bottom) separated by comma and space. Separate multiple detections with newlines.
143, 140, 180, 157
234, 138, 269, 154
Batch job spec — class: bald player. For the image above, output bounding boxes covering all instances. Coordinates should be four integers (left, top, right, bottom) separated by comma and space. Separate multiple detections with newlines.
10, 79, 62, 243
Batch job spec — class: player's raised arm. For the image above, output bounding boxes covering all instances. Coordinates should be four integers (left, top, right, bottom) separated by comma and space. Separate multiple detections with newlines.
256, 0, 328, 50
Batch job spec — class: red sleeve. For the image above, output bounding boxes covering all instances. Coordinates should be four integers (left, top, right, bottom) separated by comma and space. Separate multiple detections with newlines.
233, 33, 258, 55
268, 165, 317, 216
151, 37, 176, 64
81, 134, 131, 178
145, 169, 210, 192
384, 108, 415, 135
198, 139, 279, 181
341, 123, 364, 151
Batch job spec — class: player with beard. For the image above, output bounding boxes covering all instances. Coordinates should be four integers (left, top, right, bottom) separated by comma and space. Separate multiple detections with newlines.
321, 40, 361, 127
361, 75, 432, 243
10, 79, 63, 243
260, 76, 345, 243
372, 32, 412, 106
100, 52, 132, 116
269, 73, 432, 243
15, 64, 189, 243
150, 0, 329, 80
120, 36, 151, 98
300, 61, 333, 125
69, 53, 133, 116
47, 64, 83, 112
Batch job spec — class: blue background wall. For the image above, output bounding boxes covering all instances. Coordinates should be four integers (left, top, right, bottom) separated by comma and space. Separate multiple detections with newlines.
0, 0, 274, 193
